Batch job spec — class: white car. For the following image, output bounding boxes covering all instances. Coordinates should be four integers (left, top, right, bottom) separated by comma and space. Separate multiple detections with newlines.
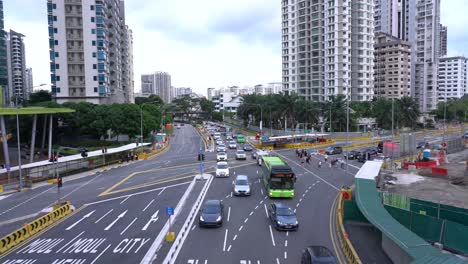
235, 150, 246, 160
226, 135, 233, 140
216, 140, 223, 145
217, 144, 226, 152
228, 141, 237, 149
217, 152, 227, 161
216, 162, 230, 177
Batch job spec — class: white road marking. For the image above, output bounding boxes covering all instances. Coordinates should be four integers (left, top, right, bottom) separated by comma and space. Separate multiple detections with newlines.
302, 193, 306, 197
142, 210, 160, 231
230, 192, 233, 197
104, 210, 127, 230
296, 203, 300, 208
0, 194, 12, 201
284, 251, 287, 259
299, 198, 303, 202
192, 225, 196, 231
204, 260, 207, 264
90, 244, 112, 264
244, 218, 248, 223
264, 204, 269, 218
95, 209, 113, 223
56, 231, 85, 253
249, 211, 253, 216
260, 200, 264, 204
120, 217, 138, 235
0, 186, 54, 216
286, 231, 289, 237
120, 195, 131, 204
261, 189, 264, 195
223, 229, 229, 252
66, 210, 96, 230
227, 245, 232, 252
233, 234, 238, 241
285, 240, 288, 247
142, 199, 154, 212
86, 181, 191, 206
294, 209, 297, 213
158, 188, 166, 196
269, 225, 276, 247
227, 206, 231, 222
239, 225, 243, 231
255, 205, 259, 210
276, 257, 280, 264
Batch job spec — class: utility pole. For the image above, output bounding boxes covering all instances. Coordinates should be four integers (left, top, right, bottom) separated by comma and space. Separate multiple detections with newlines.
15, 95, 23, 191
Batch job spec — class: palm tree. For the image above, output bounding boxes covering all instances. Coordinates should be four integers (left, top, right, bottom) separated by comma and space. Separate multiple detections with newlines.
396, 96, 420, 129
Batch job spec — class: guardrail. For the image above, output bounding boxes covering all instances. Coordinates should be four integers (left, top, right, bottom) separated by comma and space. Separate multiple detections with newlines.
0, 202, 72, 254
336, 192, 362, 264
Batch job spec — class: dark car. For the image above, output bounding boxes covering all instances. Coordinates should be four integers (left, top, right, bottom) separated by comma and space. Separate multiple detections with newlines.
301, 246, 337, 264
365, 148, 378, 156
343, 150, 358, 160
268, 203, 299, 231
199, 200, 224, 227
325, 146, 343, 155
243, 145, 253, 151
357, 152, 373, 163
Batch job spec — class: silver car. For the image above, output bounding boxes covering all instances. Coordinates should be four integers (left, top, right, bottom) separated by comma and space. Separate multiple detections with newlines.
235, 150, 247, 160
233, 175, 251, 196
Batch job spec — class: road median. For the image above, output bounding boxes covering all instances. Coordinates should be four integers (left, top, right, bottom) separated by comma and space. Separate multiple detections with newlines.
0, 202, 73, 254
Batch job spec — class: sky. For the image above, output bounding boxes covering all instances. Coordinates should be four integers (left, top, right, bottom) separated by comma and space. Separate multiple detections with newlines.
3, 0, 468, 96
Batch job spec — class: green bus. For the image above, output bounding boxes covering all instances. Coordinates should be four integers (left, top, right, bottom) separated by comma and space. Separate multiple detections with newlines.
260, 156, 295, 198
236, 134, 246, 143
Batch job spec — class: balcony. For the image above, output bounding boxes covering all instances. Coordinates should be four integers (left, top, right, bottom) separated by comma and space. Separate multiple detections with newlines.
66, 22, 83, 29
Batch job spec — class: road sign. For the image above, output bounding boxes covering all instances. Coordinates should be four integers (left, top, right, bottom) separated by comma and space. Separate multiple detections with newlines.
200, 163, 204, 169
166, 207, 174, 216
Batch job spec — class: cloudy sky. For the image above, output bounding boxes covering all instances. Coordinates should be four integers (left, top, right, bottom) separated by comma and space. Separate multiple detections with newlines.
4, 0, 468, 96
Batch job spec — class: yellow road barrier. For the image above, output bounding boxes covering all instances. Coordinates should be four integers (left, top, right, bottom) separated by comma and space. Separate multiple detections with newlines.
336, 191, 362, 264
0, 202, 72, 254
0, 185, 3, 193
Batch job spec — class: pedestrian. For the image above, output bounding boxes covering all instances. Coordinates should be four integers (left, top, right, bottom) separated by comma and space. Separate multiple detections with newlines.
324, 154, 328, 163
340, 159, 345, 169
104, 146, 108, 153
301, 156, 306, 165
306, 156, 311, 164
318, 160, 322, 168
101, 146, 105, 154
296, 149, 300, 157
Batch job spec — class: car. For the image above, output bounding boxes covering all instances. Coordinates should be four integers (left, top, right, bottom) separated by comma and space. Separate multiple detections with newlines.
228, 141, 237, 149
357, 152, 373, 162
364, 148, 378, 156
215, 161, 230, 177
233, 175, 251, 196
216, 140, 223, 145
268, 203, 299, 231
301, 246, 337, 264
176, 125, 181, 129
243, 145, 253, 151
226, 134, 233, 140
217, 152, 227, 161
235, 150, 247, 160
252, 149, 269, 160
325, 146, 343, 155
343, 150, 358, 160
464, 131, 468, 139
217, 144, 226, 152
214, 132, 221, 140
199, 200, 224, 227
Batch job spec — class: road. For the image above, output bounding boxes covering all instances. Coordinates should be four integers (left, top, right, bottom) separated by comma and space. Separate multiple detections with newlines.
0, 124, 371, 264
168, 133, 363, 264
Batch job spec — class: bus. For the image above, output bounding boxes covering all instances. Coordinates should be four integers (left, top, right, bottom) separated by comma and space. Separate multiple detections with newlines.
260, 156, 295, 198
237, 134, 246, 143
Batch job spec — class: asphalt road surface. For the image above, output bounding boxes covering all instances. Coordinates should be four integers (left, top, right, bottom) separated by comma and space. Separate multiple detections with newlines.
0, 124, 372, 264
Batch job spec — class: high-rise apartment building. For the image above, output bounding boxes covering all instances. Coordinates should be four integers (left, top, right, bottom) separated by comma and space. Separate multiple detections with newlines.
437, 56, 467, 101
174, 87, 192, 98
140, 72, 172, 103
207, 87, 215, 100
6, 30, 28, 102
25, 68, 33, 95
0, 0, 8, 106
121, 26, 134, 103
374, 32, 411, 99
375, 0, 440, 112
281, 0, 374, 102
439, 24, 447, 57
47, 0, 134, 104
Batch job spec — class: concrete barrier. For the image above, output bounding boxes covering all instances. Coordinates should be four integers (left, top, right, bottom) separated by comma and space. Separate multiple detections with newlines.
0, 202, 72, 254
336, 192, 363, 264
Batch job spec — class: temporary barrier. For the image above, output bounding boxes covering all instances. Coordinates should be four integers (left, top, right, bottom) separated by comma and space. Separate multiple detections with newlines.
402, 160, 437, 169
336, 192, 363, 264
0, 202, 72, 254
431, 167, 448, 176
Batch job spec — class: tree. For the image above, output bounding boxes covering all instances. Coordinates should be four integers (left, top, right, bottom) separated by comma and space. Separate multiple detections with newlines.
135, 95, 164, 105
28, 90, 52, 105
396, 96, 420, 129
371, 97, 393, 130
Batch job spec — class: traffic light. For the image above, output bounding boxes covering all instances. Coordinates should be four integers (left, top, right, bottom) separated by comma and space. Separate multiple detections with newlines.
197, 154, 201, 161
201, 154, 205, 161
57, 177, 63, 188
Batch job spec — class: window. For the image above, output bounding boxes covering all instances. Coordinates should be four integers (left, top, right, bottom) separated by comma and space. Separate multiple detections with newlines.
93, 64, 97, 69
92, 52, 96, 58
92, 41, 96, 46
53, 16, 57, 21
54, 40, 58, 45
91, 17, 95, 22
55, 64, 60, 69
94, 87, 98, 93
91, 5, 94, 10
55, 52, 59, 57
91, 29, 96, 34
56, 76, 61, 81
93, 76, 97, 81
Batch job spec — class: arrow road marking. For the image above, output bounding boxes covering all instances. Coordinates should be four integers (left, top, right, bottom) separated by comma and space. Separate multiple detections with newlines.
142, 210, 159, 231
104, 210, 127, 231
66, 210, 96, 230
